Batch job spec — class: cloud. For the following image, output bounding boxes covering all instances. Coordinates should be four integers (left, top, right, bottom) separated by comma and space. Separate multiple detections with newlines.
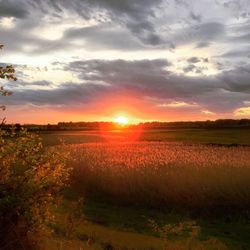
4, 59, 249, 116
20, 80, 52, 87
189, 11, 202, 23
0, 0, 246, 57
195, 41, 210, 48
192, 22, 225, 41
164, 22, 226, 50
1, 0, 250, 121
63, 24, 145, 51
201, 110, 215, 115
187, 57, 201, 64
183, 64, 196, 73
219, 49, 250, 58
157, 101, 198, 108
0, 0, 29, 19
27, 0, 164, 47
234, 106, 250, 117
219, 64, 250, 94
5, 81, 109, 106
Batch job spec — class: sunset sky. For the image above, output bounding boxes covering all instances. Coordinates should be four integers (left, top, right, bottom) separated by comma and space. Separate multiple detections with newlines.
1, 0, 250, 124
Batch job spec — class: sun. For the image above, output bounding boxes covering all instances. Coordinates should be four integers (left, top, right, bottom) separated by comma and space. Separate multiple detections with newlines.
114, 116, 129, 125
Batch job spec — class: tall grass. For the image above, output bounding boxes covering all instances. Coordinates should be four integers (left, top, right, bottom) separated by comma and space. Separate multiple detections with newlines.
66, 142, 250, 213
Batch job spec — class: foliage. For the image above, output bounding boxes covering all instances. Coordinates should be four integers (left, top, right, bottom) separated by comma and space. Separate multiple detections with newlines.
0, 44, 16, 112
0, 44, 17, 81
64, 198, 85, 238
0, 44, 72, 249
0, 129, 71, 248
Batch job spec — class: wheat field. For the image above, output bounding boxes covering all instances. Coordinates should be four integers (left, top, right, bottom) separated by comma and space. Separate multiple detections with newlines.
65, 142, 250, 213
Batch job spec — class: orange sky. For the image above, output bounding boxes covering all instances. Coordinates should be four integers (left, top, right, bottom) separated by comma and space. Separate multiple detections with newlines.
5, 94, 232, 124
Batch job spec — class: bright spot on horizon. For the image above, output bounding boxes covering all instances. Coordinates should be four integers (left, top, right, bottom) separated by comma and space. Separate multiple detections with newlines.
114, 116, 129, 125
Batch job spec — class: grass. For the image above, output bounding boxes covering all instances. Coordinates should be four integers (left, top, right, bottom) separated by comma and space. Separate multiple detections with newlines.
140, 128, 250, 145
68, 142, 250, 212
83, 199, 250, 247
39, 128, 250, 146
36, 128, 250, 249
35, 190, 250, 250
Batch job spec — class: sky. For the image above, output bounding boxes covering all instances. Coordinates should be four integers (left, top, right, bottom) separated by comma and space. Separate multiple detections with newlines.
0, 0, 250, 124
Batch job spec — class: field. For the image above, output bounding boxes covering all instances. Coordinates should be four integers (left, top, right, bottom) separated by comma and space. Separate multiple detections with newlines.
40, 128, 250, 146
38, 129, 250, 249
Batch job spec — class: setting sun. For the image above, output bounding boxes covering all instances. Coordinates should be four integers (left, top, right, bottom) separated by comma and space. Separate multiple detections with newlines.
114, 116, 129, 125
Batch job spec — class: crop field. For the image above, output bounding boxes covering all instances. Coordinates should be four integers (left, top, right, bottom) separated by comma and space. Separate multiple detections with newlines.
36, 129, 250, 249
69, 141, 250, 211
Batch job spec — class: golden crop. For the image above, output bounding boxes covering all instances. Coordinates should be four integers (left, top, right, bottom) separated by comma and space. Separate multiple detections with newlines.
67, 142, 250, 211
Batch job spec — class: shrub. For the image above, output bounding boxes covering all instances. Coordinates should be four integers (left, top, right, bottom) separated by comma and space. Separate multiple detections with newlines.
0, 129, 71, 249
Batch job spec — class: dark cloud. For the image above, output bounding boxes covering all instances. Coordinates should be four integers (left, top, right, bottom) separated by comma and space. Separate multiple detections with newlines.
174, 0, 189, 7
189, 11, 202, 23
0, 0, 29, 18
26, 0, 164, 47
182, 64, 207, 74
167, 22, 226, 49
195, 41, 210, 48
5, 81, 109, 106
187, 57, 201, 63
229, 32, 250, 43
0, 0, 241, 56
7, 79, 52, 88
183, 64, 196, 73
63, 24, 145, 51
186, 57, 209, 64
195, 22, 225, 40
24, 80, 52, 86
4, 58, 250, 115
219, 65, 250, 94
219, 49, 250, 58
0, 0, 167, 54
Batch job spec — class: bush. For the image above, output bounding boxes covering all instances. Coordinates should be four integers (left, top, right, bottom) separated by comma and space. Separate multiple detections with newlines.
0, 129, 71, 249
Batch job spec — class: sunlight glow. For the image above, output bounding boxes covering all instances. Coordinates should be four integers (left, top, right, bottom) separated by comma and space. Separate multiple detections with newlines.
114, 116, 129, 125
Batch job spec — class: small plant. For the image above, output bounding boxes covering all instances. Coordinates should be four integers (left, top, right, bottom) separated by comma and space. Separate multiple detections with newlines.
149, 219, 228, 250
65, 198, 85, 238
149, 219, 200, 249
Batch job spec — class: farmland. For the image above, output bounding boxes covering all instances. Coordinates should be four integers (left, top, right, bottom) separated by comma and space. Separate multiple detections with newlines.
69, 141, 250, 211
40, 128, 250, 146
35, 128, 250, 249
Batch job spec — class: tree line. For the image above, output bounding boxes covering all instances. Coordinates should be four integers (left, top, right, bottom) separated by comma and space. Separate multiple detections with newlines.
2, 119, 250, 132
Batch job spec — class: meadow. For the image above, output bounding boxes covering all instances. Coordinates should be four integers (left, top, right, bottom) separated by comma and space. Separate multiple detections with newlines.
35, 128, 250, 249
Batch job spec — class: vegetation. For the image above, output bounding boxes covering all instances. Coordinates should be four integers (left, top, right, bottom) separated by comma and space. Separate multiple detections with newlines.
39, 128, 250, 146
0, 45, 71, 249
67, 142, 250, 213
35, 139, 250, 249
0, 130, 71, 248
